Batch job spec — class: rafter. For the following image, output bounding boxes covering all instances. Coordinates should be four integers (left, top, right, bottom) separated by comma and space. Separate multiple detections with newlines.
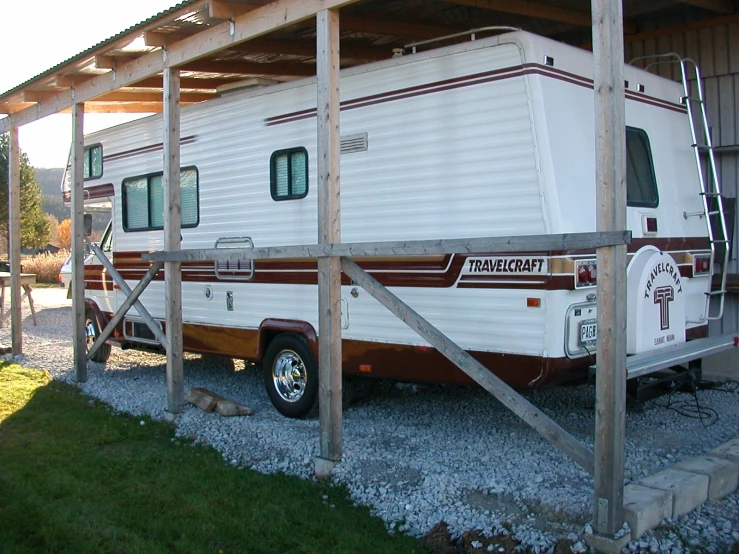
208, 0, 261, 19
340, 16, 458, 39
1, 0, 363, 133
55, 74, 96, 88
677, 0, 734, 13
144, 31, 191, 48
179, 60, 315, 76
226, 38, 391, 61
95, 56, 138, 70
127, 76, 243, 90
442, 0, 591, 26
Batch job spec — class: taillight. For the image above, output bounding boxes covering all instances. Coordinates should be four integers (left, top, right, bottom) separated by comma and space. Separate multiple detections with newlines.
693, 254, 711, 276
575, 259, 597, 288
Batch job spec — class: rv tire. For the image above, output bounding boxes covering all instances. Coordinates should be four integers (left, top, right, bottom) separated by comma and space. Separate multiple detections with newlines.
85, 307, 111, 363
262, 333, 318, 418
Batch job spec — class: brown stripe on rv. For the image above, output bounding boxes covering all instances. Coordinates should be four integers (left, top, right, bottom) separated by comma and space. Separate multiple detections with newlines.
265, 63, 685, 126
62, 182, 114, 203
102, 135, 197, 163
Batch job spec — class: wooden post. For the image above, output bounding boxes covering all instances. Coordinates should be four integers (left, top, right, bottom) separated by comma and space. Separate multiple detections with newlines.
71, 104, 87, 381
163, 66, 184, 415
8, 128, 21, 355
316, 8, 342, 470
592, 0, 627, 536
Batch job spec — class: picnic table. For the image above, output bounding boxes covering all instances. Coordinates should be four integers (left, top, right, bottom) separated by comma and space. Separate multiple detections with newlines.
0, 272, 37, 327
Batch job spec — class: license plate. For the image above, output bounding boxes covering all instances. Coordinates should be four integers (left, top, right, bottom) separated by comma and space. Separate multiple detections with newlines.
580, 321, 597, 344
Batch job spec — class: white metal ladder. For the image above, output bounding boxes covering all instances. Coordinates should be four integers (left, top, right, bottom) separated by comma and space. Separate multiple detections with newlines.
630, 54, 730, 320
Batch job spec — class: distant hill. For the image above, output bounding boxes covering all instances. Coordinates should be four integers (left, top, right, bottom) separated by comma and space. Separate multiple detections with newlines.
35, 168, 64, 197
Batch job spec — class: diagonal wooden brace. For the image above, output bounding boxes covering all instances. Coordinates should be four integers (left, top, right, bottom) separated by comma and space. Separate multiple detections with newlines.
86, 260, 164, 361
340, 257, 595, 475
85, 237, 167, 350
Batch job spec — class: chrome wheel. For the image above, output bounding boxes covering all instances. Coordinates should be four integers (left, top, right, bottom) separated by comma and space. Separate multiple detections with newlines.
271, 349, 307, 403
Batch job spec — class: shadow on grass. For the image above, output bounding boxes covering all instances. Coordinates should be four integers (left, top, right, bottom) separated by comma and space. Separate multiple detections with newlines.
0, 364, 425, 554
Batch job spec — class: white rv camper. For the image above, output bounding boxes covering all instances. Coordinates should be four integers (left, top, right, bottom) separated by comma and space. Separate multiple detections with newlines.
64, 30, 727, 417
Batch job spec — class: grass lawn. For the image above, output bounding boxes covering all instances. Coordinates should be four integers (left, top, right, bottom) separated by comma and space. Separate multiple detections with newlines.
0, 364, 426, 554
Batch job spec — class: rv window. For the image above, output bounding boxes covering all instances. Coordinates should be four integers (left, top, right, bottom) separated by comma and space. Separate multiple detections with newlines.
626, 128, 659, 208
84, 144, 103, 180
270, 148, 308, 201
122, 167, 199, 231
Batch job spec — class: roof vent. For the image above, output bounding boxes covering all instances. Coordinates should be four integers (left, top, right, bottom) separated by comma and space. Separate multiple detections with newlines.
341, 133, 368, 154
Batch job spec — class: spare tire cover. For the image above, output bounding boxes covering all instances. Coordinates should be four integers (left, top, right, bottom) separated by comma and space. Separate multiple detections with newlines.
626, 246, 686, 355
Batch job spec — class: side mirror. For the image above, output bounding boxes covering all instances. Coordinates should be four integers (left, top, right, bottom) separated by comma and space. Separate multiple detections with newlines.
83, 214, 93, 237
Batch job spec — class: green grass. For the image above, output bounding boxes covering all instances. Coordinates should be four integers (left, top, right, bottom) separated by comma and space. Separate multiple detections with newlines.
0, 364, 426, 554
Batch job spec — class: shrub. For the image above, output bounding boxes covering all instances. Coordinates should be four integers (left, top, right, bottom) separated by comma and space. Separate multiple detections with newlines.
21, 251, 69, 284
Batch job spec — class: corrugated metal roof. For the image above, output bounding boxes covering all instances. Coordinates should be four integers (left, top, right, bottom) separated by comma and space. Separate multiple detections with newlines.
0, 0, 199, 98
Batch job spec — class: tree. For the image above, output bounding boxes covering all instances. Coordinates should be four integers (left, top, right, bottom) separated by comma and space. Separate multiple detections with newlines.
45, 214, 60, 246
58, 219, 71, 250
0, 134, 52, 251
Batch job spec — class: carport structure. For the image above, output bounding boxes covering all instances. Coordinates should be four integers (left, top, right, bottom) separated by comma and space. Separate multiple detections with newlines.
2, 0, 738, 547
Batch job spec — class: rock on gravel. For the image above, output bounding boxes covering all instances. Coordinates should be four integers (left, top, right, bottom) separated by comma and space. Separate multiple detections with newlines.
3, 288, 739, 553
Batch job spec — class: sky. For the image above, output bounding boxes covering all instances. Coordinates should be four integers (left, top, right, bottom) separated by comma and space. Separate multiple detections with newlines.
0, 0, 178, 168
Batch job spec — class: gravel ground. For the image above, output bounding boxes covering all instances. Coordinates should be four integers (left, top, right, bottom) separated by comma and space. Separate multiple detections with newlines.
2, 288, 738, 553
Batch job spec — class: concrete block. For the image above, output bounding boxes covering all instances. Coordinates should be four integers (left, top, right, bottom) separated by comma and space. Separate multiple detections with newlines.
314, 456, 338, 478
187, 387, 254, 416
674, 455, 739, 500
584, 530, 632, 554
639, 468, 709, 517
709, 437, 739, 464
623, 483, 673, 540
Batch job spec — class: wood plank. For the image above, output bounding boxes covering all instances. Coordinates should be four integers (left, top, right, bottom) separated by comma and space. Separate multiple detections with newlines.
678, 0, 735, 14
127, 76, 242, 90
178, 60, 315, 76
85, 239, 166, 348
226, 38, 391, 61
327, 15, 456, 40
441, 0, 591, 26
164, 67, 185, 415
700, 27, 716, 78
71, 104, 86, 381
713, 25, 729, 76
141, 231, 632, 263
208, 0, 260, 19
622, 14, 739, 45
8, 128, 21, 355
592, 0, 627, 536
316, 9, 343, 465
86, 261, 164, 362
1, 0, 363, 134
24, 90, 215, 104
341, 257, 595, 474
95, 55, 138, 70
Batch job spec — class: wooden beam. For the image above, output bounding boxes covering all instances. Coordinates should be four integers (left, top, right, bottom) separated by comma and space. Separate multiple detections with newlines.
208, 0, 259, 19
55, 74, 96, 88
71, 104, 86, 382
95, 91, 215, 102
127, 76, 242, 90
95, 55, 138, 70
59, 103, 174, 114
592, 0, 627, 537
86, 261, 164, 361
625, 13, 739, 44
143, 31, 191, 48
341, 258, 595, 474
8, 128, 21, 355
442, 0, 591, 26
340, 15, 458, 39
316, 8, 343, 469
163, 67, 184, 415
227, 38, 390, 61
2, 0, 363, 134
178, 60, 315, 76
678, 0, 734, 13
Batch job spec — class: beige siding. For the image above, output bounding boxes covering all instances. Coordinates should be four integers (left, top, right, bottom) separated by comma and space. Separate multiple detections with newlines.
627, 24, 739, 334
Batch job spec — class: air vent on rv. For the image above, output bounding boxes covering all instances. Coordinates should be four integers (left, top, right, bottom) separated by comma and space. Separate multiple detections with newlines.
340, 133, 368, 154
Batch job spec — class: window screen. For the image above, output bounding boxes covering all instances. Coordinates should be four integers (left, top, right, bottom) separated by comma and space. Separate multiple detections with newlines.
626, 127, 659, 208
84, 144, 103, 180
122, 167, 199, 231
270, 148, 308, 200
